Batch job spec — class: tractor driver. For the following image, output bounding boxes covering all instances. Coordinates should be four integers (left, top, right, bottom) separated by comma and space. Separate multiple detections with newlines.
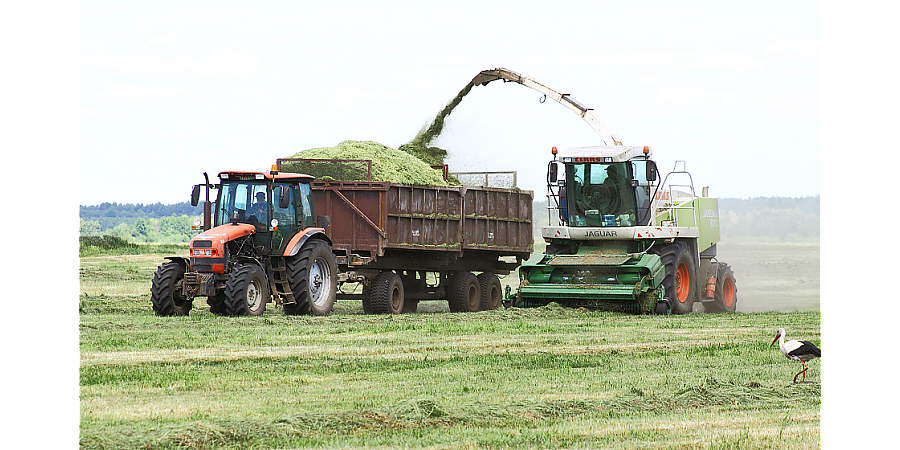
247, 191, 268, 222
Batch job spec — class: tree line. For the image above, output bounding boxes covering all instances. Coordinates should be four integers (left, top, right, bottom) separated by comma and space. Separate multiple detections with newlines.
80, 196, 820, 244
532, 195, 820, 243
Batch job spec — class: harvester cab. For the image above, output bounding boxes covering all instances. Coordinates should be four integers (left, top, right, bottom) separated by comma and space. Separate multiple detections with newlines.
151, 167, 338, 318
515, 145, 737, 315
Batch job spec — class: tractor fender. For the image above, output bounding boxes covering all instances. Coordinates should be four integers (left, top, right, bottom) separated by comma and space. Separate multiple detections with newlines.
283, 227, 332, 257
164, 256, 190, 268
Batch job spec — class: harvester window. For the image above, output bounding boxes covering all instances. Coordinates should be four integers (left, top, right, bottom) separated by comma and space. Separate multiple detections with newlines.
566, 162, 637, 227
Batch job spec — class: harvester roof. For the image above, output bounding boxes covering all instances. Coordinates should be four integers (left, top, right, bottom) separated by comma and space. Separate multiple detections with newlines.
558, 145, 651, 163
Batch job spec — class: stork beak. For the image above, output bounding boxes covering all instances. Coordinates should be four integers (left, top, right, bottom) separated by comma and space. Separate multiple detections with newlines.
770, 335, 779, 347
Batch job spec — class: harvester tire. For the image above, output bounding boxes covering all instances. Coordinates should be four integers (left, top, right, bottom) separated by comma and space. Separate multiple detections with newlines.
477, 272, 503, 311
225, 263, 269, 316
369, 271, 405, 314
448, 272, 481, 313
151, 260, 192, 316
651, 241, 697, 315
284, 240, 337, 316
706, 264, 737, 313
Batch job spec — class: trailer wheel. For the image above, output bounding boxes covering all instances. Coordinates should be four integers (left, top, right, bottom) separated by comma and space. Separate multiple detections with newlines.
225, 263, 268, 316
151, 260, 192, 316
369, 271, 405, 314
651, 241, 697, 315
284, 240, 337, 316
706, 264, 738, 313
448, 272, 481, 313
477, 273, 503, 311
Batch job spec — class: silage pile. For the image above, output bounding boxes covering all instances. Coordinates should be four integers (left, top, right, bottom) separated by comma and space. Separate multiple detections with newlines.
286, 140, 451, 186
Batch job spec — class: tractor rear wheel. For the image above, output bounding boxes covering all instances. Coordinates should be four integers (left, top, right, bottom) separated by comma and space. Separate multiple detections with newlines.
651, 241, 697, 315
225, 263, 268, 316
448, 272, 481, 313
151, 260, 192, 316
706, 264, 738, 313
477, 272, 503, 311
369, 271, 405, 314
284, 240, 337, 316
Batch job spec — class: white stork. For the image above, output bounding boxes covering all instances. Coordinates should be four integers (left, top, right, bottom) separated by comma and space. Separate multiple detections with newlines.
771, 328, 821, 383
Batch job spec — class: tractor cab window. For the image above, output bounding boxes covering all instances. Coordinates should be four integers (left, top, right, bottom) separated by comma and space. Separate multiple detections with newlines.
216, 181, 269, 226
566, 162, 638, 227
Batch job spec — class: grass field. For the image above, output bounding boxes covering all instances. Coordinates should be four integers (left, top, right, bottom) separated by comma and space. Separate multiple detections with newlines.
79, 242, 820, 449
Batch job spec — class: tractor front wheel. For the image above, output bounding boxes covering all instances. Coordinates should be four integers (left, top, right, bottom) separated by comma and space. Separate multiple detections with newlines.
151, 260, 192, 316
225, 263, 269, 316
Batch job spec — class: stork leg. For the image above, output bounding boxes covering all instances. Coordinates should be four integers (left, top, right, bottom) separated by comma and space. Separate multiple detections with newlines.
793, 361, 809, 383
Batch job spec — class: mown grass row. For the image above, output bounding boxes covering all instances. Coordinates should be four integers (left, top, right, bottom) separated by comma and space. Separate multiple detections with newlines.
79, 254, 821, 449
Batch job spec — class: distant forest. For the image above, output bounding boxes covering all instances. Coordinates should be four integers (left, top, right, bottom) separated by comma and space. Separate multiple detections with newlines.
80, 196, 820, 244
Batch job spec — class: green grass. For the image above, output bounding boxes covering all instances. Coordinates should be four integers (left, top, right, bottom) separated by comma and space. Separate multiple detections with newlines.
80, 251, 820, 449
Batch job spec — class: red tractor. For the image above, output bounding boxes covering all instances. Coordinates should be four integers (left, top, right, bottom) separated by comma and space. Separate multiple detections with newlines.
150, 169, 338, 316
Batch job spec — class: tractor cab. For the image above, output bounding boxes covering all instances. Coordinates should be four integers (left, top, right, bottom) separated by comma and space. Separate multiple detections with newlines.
191, 170, 317, 256
548, 146, 658, 228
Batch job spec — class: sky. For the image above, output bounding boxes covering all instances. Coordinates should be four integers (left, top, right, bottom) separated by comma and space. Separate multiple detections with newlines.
79, 0, 820, 206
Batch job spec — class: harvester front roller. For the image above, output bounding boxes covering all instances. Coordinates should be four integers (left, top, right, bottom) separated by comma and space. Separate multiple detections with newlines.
515, 251, 667, 314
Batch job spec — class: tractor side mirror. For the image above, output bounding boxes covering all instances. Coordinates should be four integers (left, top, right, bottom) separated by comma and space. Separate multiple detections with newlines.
191, 185, 201, 206
646, 161, 658, 182
279, 187, 290, 209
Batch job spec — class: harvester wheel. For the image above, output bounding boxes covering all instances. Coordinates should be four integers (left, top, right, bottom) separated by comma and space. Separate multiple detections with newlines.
151, 260, 192, 316
284, 240, 337, 316
448, 272, 481, 313
706, 264, 738, 313
369, 271, 405, 314
651, 241, 697, 315
225, 263, 269, 316
477, 272, 503, 311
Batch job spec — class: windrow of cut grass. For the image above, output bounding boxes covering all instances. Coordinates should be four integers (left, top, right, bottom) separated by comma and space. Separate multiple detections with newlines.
79, 254, 821, 449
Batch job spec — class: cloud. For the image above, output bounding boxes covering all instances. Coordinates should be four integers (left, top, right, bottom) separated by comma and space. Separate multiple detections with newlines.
141, 33, 183, 50
764, 39, 819, 58
656, 88, 736, 105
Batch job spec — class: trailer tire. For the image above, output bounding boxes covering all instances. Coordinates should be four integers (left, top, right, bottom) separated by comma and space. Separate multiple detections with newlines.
151, 260, 192, 316
477, 273, 503, 311
651, 241, 697, 315
706, 264, 737, 313
225, 263, 268, 316
284, 240, 337, 316
448, 272, 481, 313
369, 271, 405, 314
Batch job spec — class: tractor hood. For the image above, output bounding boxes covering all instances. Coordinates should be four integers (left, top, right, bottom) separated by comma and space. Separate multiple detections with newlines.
189, 223, 256, 274
192, 223, 256, 245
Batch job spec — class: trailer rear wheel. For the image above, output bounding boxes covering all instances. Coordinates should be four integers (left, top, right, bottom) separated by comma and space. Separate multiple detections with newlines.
651, 241, 697, 315
225, 263, 268, 316
477, 273, 503, 311
706, 264, 737, 313
151, 260, 192, 316
284, 240, 338, 316
369, 271, 405, 314
448, 272, 481, 313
